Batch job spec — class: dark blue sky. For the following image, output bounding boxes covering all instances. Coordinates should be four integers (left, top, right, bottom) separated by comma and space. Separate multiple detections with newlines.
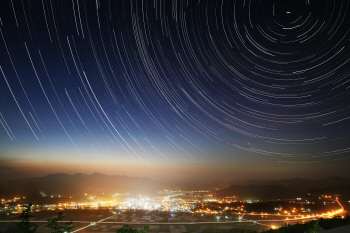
0, 0, 350, 182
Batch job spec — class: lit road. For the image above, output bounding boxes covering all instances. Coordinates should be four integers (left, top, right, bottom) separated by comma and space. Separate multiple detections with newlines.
0, 216, 339, 232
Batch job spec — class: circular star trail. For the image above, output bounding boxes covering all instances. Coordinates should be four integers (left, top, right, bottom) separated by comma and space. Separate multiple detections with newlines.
0, 0, 350, 166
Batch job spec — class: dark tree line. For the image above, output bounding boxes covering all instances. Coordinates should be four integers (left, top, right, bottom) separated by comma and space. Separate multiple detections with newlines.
14, 204, 74, 233
263, 215, 350, 233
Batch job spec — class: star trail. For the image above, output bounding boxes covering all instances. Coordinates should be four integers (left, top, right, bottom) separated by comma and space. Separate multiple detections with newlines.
0, 0, 350, 181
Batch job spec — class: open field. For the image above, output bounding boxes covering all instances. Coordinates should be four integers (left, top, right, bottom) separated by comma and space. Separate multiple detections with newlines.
0, 209, 315, 233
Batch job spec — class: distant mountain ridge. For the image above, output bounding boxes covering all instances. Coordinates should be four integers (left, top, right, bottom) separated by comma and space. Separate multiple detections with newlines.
1, 173, 349, 201
216, 184, 306, 200
216, 177, 350, 200
241, 177, 350, 190
0, 173, 162, 199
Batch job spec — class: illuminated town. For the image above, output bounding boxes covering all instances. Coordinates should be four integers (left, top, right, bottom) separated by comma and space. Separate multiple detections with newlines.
1, 188, 349, 233
1, 191, 345, 219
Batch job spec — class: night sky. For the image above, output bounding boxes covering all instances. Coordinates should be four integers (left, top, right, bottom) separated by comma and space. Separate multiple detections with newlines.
1, 0, 350, 183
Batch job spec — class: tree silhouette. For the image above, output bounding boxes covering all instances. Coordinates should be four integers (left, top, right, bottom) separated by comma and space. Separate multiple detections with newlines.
46, 212, 74, 233
16, 203, 38, 233
305, 220, 323, 233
